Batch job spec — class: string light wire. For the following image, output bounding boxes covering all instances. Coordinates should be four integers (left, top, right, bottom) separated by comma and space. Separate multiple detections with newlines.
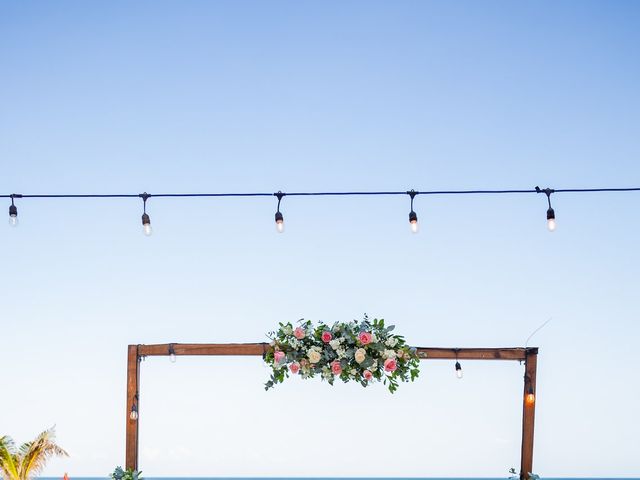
4, 186, 640, 232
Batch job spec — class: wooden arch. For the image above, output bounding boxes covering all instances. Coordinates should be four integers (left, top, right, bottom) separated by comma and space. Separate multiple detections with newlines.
125, 344, 538, 479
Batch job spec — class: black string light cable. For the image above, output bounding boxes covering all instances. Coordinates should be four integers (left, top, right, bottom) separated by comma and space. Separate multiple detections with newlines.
4, 186, 640, 234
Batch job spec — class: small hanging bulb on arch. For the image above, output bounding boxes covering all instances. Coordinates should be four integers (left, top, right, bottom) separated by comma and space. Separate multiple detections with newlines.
525, 379, 536, 406
454, 349, 463, 379
408, 189, 419, 234
274, 191, 285, 233
455, 361, 463, 379
130, 403, 139, 421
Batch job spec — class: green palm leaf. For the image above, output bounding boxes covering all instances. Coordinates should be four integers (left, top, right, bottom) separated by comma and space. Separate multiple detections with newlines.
0, 436, 20, 480
0, 429, 67, 480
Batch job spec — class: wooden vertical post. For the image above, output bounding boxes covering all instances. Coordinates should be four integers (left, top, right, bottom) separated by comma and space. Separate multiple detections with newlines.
520, 348, 538, 480
125, 345, 140, 471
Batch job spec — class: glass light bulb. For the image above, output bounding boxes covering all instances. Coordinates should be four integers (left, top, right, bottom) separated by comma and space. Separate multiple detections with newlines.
129, 409, 138, 421
143, 224, 153, 236
9, 215, 18, 227
276, 220, 284, 233
455, 361, 463, 379
170, 353, 176, 363
547, 218, 556, 232
410, 220, 419, 234
525, 393, 535, 406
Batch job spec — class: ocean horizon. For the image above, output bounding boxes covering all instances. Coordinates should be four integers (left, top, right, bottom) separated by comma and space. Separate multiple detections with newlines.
40, 475, 640, 480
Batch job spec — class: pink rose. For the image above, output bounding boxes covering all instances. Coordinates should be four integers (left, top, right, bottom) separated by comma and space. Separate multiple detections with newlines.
358, 331, 373, 345
289, 362, 300, 374
363, 370, 373, 381
274, 351, 285, 364
331, 360, 342, 375
294, 327, 306, 339
384, 358, 397, 372
321, 331, 333, 343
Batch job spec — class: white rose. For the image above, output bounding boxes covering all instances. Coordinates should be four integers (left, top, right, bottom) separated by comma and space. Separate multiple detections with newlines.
354, 348, 367, 364
308, 350, 322, 364
329, 339, 341, 350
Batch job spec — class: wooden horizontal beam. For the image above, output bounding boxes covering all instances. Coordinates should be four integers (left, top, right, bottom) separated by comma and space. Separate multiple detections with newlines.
138, 343, 267, 357
415, 347, 534, 361
136, 343, 536, 361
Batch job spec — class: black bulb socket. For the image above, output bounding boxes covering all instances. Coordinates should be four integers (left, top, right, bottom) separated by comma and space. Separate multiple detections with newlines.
9, 204, 17, 217
409, 210, 418, 223
275, 211, 283, 223
455, 361, 462, 371
547, 207, 555, 220
141, 213, 151, 225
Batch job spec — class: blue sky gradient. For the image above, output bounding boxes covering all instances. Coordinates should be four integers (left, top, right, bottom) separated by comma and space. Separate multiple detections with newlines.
1, 1, 639, 477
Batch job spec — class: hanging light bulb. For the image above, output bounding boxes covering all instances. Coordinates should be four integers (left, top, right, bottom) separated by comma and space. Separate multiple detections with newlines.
129, 404, 138, 421
536, 186, 556, 232
142, 214, 152, 236
274, 191, 285, 233
525, 383, 535, 406
409, 211, 418, 233
169, 344, 176, 363
546, 207, 556, 232
8, 196, 18, 227
455, 361, 463, 379
140, 192, 152, 236
407, 189, 419, 234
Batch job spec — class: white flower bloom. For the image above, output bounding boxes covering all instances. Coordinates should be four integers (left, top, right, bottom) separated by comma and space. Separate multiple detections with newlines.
329, 339, 341, 350
337, 347, 347, 359
385, 337, 398, 348
370, 333, 377, 343
282, 325, 293, 335
354, 348, 366, 364
384, 349, 397, 359
350, 368, 357, 376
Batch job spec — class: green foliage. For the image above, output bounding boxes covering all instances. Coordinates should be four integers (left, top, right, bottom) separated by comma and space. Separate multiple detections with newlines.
0, 428, 68, 480
508, 468, 540, 480
110, 466, 143, 480
264, 315, 421, 393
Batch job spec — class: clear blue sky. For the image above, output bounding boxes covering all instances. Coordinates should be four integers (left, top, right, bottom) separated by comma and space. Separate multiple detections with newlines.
1, 1, 639, 477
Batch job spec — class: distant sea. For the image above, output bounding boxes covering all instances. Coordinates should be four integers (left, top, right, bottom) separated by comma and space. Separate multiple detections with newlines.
41, 477, 640, 480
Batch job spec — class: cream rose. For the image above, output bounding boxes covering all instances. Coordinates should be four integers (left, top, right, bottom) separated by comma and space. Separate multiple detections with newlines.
307, 350, 322, 364
354, 348, 367, 364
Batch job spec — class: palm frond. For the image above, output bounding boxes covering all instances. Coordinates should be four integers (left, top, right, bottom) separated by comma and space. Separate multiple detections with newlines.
18, 428, 68, 480
0, 436, 20, 480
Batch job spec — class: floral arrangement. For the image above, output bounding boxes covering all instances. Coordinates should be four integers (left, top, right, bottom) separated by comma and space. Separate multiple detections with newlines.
264, 315, 421, 393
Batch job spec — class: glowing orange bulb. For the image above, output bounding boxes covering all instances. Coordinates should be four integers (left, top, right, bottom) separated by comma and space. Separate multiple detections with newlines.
525, 392, 535, 406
